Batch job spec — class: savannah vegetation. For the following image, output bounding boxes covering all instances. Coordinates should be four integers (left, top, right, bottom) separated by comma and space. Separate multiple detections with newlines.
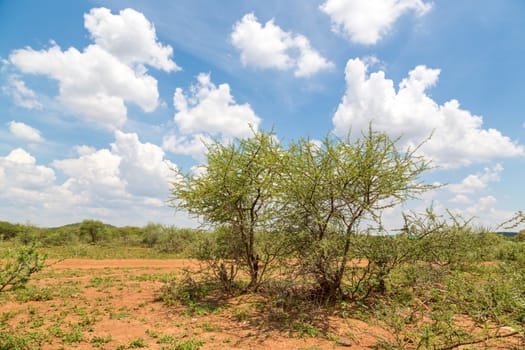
1, 128, 524, 349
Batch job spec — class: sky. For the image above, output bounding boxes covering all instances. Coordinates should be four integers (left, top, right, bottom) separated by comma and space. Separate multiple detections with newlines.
0, 0, 524, 230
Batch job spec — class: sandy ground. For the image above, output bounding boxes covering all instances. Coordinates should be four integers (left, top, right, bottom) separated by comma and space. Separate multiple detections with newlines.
1, 259, 523, 349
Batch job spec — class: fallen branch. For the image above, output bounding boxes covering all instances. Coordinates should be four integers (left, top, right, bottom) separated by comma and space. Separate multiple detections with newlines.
437, 331, 522, 350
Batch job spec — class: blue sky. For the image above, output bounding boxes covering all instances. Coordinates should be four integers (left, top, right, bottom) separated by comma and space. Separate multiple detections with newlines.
0, 0, 523, 229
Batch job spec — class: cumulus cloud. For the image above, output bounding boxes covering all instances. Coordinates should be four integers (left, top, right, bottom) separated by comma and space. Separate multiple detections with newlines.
8, 7, 179, 129
448, 164, 503, 194
231, 13, 334, 77
166, 73, 261, 160
452, 195, 510, 226
162, 133, 213, 161
84, 7, 180, 72
54, 130, 176, 199
449, 194, 470, 204
332, 58, 524, 167
53, 148, 126, 198
0, 148, 55, 190
0, 148, 84, 224
10, 43, 157, 129
2, 76, 42, 109
320, 0, 432, 45
111, 130, 176, 197
0, 133, 187, 226
173, 73, 261, 139
7, 120, 44, 142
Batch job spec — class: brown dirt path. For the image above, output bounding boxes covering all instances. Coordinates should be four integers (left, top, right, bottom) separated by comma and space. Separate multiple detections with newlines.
48, 258, 201, 269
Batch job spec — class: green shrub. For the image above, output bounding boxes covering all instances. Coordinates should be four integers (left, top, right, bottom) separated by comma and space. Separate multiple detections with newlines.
141, 223, 164, 247
41, 227, 79, 246
0, 221, 22, 241
0, 244, 46, 292
79, 220, 109, 243
514, 229, 525, 242
155, 227, 204, 255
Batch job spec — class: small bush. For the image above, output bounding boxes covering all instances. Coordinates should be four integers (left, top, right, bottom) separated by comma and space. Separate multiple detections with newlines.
158, 273, 213, 306
173, 337, 205, 350
155, 227, 204, 255
0, 244, 46, 293
41, 227, 79, 246
0, 221, 22, 241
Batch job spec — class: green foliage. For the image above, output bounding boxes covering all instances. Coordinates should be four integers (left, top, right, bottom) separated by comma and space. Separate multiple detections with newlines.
0, 328, 46, 350
91, 335, 112, 346
403, 208, 498, 268
192, 226, 241, 292
140, 224, 205, 256
171, 130, 285, 290
127, 338, 147, 348
172, 337, 205, 350
14, 285, 53, 302
515, 229, 525, 242
157, 271, 225, 317
292, 319, 321, 338
158, 273, 212, 306
497, 241, 525, 263
16, 225, 43, 245
279, 129, 432, 299
141, 223, 164, 247
41, 226, 79, 246
79, 219, 107, 243
0, 221, 210, 259
0, 221, 22, 240
344, 233, 416, 299
170, 128, 432, 298
115, 225, 143, 245
153, 227, 204, 255
0, 244, 46, 292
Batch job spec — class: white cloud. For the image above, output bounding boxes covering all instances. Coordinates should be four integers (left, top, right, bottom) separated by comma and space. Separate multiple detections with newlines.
231, 13, 334, 77
75, 145, 97, 156
449, 194, 471, 204
2, 76, 42, 109
0, 148, 55, 189
0, 138, 191, 227
54, 130, 176, 199
467, 195, 497, 213
10, 44, 158, 129
453, 195, 512, 227
320, 0, 432, 45
162, 133, 212, 161
84, 7, 180, 72
8, 7, 178, 129
53, 148, 126, 198
7, 120, 44, 142
448, 164, 503, 194
332, 58, 524, 167
111, 130, 177, 197
173, 73, 261, 139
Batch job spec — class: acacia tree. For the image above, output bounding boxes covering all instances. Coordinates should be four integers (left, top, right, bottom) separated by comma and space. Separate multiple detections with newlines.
79, 219, 106, 243
279, 128, 432, 299
170, 130, 282, 290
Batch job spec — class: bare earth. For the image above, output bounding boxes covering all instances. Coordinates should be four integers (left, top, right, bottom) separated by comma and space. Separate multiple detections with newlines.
1, 259, 522, 349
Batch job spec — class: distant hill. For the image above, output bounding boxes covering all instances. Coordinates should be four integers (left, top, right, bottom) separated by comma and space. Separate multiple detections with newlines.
497, 231, 518, 238
48, 222, 116, 231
